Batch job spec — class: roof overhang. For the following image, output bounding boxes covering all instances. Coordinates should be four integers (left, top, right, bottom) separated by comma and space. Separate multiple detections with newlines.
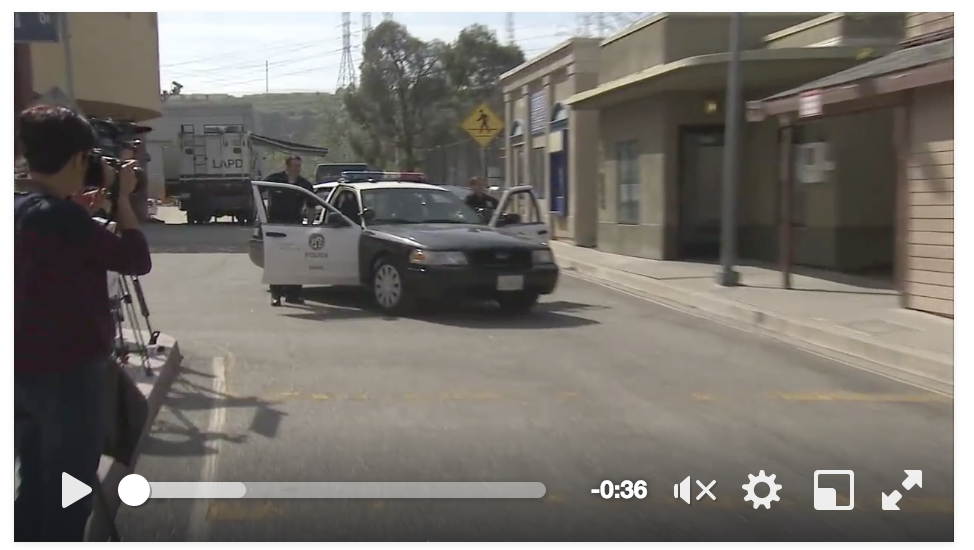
750, 42, 954, 120
565, 46, 893, 111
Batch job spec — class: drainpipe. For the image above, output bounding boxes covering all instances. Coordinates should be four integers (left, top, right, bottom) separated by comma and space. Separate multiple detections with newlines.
717, 12, 743, 287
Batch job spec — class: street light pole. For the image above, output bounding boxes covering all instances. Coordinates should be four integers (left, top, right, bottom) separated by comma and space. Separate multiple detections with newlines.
717, 12, 743, 287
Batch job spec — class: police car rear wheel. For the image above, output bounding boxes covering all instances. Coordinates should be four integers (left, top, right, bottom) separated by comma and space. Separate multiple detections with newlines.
373, 259, 412, 313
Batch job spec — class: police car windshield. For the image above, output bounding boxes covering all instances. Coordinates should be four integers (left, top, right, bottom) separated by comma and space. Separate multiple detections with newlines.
361, 188, 482, 225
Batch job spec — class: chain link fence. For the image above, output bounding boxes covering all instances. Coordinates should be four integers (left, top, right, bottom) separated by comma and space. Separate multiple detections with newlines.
423, 138, 505, 187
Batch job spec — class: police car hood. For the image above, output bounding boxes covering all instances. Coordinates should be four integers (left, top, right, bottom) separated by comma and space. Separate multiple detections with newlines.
372, 223, 545, 250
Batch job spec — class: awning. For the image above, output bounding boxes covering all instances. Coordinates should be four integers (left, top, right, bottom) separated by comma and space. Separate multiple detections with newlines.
249, 133, 330, 156
565, 46, 895, 111
752, 39, 954, 118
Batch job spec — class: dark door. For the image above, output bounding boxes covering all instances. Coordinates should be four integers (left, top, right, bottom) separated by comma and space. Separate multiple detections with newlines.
678, 128, 725, 259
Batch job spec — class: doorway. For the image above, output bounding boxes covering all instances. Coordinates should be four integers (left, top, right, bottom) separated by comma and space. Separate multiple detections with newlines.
678, 126, 725, 259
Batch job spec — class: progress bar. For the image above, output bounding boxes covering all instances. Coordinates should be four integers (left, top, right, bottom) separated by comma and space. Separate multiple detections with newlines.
117, 476, 546, 506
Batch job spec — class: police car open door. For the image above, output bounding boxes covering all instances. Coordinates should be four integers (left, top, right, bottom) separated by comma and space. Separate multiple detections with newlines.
251, 181, 361, 286
490, 185, 549, 243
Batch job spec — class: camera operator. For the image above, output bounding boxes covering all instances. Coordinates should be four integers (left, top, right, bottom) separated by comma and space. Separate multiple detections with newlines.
14, 104, 152, 542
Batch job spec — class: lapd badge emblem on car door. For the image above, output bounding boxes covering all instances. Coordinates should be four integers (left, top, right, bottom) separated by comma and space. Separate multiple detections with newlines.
309, 234, 326, 251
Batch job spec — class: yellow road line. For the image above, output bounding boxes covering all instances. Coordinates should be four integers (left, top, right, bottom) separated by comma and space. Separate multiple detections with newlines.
772, 392, 951, 403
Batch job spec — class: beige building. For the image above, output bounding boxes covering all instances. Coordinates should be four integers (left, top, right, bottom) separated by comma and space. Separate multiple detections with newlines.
750, 13, 953, 317
500, 38, 602, 247
562, 12, 906, 262
17, 12, 162, 122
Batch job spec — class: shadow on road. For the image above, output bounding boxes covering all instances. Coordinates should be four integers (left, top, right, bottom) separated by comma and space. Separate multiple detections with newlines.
141, 365, 287, 458
292, 287, 603, 330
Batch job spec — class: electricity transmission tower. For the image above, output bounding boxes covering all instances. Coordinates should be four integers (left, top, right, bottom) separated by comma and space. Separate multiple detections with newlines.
575, 12, 648, 37
361, 12, 372, 42
382, 12, 393, 23
505, 13, 515, 45
337, 12, 356, 89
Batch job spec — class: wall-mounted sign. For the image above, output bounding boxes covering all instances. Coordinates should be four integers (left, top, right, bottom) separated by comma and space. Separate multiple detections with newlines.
15, 13, 61, 43
798, 90, 823, 118
529, 91, 547, 136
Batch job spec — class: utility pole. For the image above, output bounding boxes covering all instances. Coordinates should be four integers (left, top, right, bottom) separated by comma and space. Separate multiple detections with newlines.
362, 12, 373, 42
61, 13, 76, 102
717, 12, 743, 287
265, 60, 269, 93
382, 12, 393, 23
505, 13, 515, 45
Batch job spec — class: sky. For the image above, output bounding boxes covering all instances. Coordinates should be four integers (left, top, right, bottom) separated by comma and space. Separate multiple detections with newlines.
157, 12, 643, 96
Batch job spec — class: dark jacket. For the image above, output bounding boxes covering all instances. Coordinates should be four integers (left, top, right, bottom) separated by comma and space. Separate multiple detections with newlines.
264, 171, 315, 223
14, 192, 152, 373
464, 191, 498, 211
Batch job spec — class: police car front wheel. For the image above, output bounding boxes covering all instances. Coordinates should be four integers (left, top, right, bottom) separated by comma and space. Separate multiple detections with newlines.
372, 258, 414, 313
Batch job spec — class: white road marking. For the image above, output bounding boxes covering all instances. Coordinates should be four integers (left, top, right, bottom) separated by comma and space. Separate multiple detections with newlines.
187, 356, 228, 542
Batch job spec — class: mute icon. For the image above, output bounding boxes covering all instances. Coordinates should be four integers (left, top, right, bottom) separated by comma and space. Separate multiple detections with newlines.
674, 476, 691, 504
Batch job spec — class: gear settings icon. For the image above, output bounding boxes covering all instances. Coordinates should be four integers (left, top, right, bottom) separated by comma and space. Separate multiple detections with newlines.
742, 470, 783, 509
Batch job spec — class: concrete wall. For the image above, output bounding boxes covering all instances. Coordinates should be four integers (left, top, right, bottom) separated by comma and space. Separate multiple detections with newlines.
598, 13, 826, 84
596, 96, 667, 259
764, 13, 904, 48
30, 13, 161, 121
905, 12, 953, 40
905, 82, 954, 317
501, 38, 601, 247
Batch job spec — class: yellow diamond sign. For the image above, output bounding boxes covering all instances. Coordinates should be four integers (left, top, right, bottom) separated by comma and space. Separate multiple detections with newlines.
462, 102, 504, 148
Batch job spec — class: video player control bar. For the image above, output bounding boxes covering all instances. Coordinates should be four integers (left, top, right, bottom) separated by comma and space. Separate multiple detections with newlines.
119, 476, 546, 505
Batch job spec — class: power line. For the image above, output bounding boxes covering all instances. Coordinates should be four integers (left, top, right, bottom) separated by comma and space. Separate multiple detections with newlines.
160, 27, 342, 69
188, 45, 352, 88
167, 40, 343, 79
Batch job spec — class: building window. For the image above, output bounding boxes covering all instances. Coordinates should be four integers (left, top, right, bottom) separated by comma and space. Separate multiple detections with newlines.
616, 140, 640, 224
529, 91, 547, 136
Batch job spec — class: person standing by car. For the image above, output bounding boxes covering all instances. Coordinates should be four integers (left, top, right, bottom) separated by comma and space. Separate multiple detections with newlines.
264, 155, 315, 306
14, 104, 152, 542
463, 176, 499, 213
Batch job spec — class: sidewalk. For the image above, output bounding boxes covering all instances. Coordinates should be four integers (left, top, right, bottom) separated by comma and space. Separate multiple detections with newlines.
86, 329, 182, 542
551, 242, 953, 395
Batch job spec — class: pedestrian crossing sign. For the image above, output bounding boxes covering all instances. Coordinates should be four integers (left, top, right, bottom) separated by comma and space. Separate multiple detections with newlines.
462, 103, 504, 148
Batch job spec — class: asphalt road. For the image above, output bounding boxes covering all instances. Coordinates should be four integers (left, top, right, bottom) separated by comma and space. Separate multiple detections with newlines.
116, 214, 954, 541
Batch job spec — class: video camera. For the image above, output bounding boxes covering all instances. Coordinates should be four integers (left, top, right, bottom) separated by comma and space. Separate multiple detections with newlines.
83, 117, 149, 196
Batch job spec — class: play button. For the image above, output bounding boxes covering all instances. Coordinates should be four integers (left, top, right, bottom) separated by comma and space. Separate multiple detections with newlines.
62, 472, 92, 509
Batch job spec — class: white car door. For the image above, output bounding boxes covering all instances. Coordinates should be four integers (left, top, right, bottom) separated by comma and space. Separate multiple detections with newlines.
489, 185, 550, 243
251, 181, 361, 286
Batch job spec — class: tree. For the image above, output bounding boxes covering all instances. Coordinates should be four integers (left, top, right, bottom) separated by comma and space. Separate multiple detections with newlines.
343, 22, 449, 170
442, 24, 525, 104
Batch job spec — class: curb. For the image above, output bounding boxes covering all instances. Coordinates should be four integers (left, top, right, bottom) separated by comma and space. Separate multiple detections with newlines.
554, 247, 953, 396
86, 332, 183, 542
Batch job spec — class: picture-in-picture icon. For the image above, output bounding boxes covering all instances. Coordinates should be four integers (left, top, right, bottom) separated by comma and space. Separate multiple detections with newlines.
813, 470, 855, 511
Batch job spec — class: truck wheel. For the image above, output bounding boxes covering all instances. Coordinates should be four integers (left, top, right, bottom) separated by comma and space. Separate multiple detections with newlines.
372, 257, 414, 315
496, 292, 540, 314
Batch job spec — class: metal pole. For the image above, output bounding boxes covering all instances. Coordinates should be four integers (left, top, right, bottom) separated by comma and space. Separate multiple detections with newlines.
61, 13, 76, 102
265, 60, 269, 93
716, 12, 743, 287
481, 146, 488, 182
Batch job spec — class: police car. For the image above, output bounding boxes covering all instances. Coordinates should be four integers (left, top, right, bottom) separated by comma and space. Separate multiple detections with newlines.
248, 172, 556, 314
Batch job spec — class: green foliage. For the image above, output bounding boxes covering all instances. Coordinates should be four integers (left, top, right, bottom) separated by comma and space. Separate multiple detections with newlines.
198, 22, 526, 175
344, 22, 525, 171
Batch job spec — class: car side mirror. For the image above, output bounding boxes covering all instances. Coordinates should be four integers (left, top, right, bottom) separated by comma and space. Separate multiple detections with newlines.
361, 208, 376, 222
498, 212, 522, 226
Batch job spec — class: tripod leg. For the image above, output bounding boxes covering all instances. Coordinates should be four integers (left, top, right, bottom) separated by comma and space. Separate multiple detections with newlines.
130, 277, 159, 346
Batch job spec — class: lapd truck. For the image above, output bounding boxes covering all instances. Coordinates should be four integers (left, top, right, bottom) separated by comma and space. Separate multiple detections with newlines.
158, 100, 329, 225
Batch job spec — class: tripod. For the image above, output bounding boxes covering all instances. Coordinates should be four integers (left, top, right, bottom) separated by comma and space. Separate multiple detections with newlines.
110, 273, 162, 377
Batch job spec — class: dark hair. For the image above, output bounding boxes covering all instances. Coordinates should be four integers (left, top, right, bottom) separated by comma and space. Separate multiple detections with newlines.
286, 155, 302, 166
17, 104, 97, 175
